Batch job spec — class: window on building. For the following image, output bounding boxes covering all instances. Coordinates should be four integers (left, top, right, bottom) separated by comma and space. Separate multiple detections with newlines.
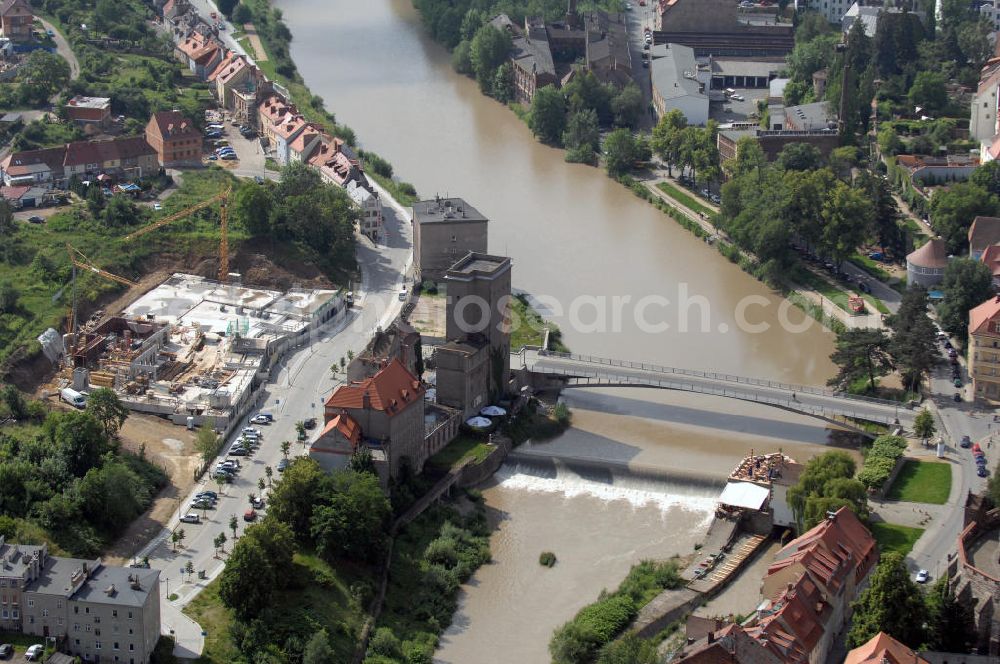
112, 610, 117, 618
128, 644, 134, 651
27, 599, 33, 608
41, 609, 48, 617
114, 642, 119, 650
12, 610, 18, 619
96, 641, 101, 650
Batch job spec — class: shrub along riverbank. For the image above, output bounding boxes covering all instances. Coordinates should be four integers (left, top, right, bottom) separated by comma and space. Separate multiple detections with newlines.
549, 559, 682, 664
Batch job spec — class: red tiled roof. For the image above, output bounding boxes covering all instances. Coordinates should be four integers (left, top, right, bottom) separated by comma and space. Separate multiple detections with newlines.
970, 295, 1000, 336
843, 632, 929, 664
3, 146, 67, 173
319, 413, 361, 445
147, 111, 200, 140
748, 576, 829, 664
216, 55, 248, 85
325, 358, 424, 416
177, 33, 207, 59
969, 216, 1000, 254
772, 507, 877, 588
981, 244, 1000, 279
0, 185, 29, 200
64, 136, 155, 167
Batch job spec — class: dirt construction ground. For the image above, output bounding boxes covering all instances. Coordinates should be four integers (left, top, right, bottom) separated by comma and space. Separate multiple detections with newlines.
103, 413, 201, 565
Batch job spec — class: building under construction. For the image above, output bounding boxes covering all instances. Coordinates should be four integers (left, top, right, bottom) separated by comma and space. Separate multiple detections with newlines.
70, 273, 344, 432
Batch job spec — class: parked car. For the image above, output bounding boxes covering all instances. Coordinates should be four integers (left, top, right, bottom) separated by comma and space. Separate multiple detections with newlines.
191, 499, 214, 510
954, 378, 963, 388
979, 465, 989, 477
27, 215, 44, 223
0, 643, 12, 659
858, 282, 871, 294
196, 491, 218, 500
180, 513, 201, 524
242, 427, 261, 436
153, 203, 163, 211
954, 393, 962, 402
915, 569, 929, 584
207, 155, 218, 161
961, 435, 972, 448
304, 417, 317, 430
277, 458, 289, 472
221, 154, 238, 161
25, 645, 44, 661
244, 508, 257, 522
251, 497, 265, 509
251, 413, 271, 424
229, 447, 249, 456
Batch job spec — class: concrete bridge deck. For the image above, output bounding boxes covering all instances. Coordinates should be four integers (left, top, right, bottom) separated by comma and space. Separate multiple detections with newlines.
514, 349, 915, 430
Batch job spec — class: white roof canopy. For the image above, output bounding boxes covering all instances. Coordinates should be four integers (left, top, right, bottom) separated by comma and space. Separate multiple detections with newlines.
719, 481, 770, 510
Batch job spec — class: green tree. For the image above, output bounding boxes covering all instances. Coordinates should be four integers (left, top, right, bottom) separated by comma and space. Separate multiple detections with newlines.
233, 181, 273, 236
18, 50, 70, 105
938, 258, 995, 339
413, 337, 424, 377
888, 285, 939, 391
217, 0, 238, 17
847, 553, 928, 648
218, 535, 273, 620
46, 410, 110, 477
0, 282, 19, 315
857, 171, 905, 257
925, 576, 976, 652
563, 108, 600, 164
821, 180, 875, 265
562, 70, 613, 122
451, 39, 473, 75
595, 632, 658, 664
786, 451, 867, 529
651, 109, 688, 175
213, 532, 227, 556
267, 457, 326, 537
528, 85, 566, 145
229, 514, 238, 541
280, 440, 291, 459
828, 328, 894, 392
101, 196, 141, 228
195, 426, 219, 463
611, 83, 643, 129
603, 128, 637, 176
0, 384, 27, 420
775, 142, 823, 171
310, 471, 390, 562
913, 409, 936, 443
908, 71, 948, 112
349, 446, 376, 476
492, 61, 514, 103
302, 629, 336, 664
971, 160, 1000, 195
929, 183, 1000, 254
878, 126, 904, 156
231, 3, 251, 24
469, 25, 511, 94
85, 388, 129, 439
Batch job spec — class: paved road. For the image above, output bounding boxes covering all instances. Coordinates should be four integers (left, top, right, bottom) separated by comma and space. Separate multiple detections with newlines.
38, 18, 79, 81
185, 0, 251, 62
623, 5, 654, 130
906, 339, 992, 580
521, 350, 915, 427
132, 180, 413, 657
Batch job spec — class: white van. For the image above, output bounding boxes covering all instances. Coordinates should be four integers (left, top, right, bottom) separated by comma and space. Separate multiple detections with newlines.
398, 286, 408, 301
60, 387, 86, 408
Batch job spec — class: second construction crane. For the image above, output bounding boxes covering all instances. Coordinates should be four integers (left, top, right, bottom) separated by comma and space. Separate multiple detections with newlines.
124, 186, 233, 281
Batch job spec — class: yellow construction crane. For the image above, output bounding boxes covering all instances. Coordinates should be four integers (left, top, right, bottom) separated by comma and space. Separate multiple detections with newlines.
124, 186, 233, 281
66, 243, 139, 334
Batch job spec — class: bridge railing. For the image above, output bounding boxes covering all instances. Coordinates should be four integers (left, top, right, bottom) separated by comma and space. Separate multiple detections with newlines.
555, 373, 903, 426
534, 350, 911, 410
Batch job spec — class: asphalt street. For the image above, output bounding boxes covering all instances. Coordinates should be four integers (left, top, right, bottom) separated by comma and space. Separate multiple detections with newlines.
135, 182, 413, 658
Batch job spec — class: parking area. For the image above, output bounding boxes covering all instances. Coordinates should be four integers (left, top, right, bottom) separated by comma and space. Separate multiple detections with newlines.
710, 87, 768, 123
0, 640, 47, 663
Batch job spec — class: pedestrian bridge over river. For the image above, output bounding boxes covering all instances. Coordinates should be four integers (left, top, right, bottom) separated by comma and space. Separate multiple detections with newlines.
513, 348, 915, 432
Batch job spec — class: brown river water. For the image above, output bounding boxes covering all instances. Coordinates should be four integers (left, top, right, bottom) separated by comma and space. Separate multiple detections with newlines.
275, 1, 841, 660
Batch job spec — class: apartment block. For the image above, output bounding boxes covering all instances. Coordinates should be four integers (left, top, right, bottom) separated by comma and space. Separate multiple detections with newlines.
1, 537, 161, 664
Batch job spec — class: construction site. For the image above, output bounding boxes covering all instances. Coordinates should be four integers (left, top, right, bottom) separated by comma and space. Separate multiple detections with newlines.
60, 273, 344, 432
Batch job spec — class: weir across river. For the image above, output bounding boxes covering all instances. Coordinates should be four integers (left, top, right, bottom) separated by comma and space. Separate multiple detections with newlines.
514, 348, 915, 433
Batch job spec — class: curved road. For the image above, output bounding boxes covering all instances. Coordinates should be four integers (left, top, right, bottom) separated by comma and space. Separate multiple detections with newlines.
38, 18, 79, 81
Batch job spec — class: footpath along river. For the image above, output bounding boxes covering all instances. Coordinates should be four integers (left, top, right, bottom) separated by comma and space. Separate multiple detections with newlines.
276, 0, 841, 660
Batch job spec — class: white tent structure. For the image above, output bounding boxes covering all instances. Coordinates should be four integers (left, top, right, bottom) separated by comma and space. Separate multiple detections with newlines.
718, 481, 770, 511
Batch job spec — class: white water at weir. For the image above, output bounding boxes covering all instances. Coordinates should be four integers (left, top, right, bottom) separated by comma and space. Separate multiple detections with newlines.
493, 460, 721, 527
